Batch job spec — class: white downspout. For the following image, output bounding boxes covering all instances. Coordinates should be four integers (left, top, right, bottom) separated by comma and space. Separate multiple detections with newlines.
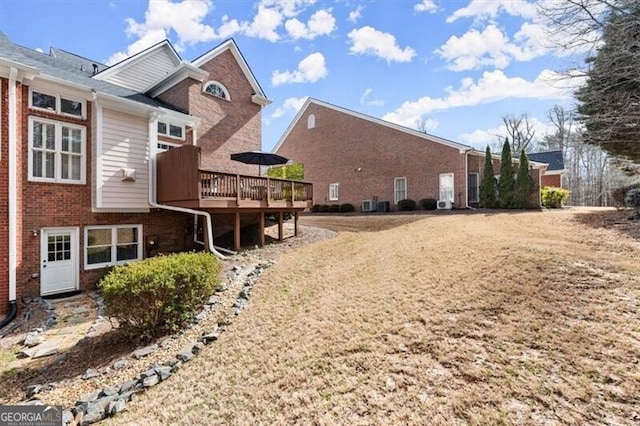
8, 67, 18, 301
146, 115, 225, 259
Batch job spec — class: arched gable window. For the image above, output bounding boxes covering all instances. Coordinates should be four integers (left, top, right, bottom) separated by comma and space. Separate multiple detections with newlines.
203, 80, 230, 101
307, 114, 315, 129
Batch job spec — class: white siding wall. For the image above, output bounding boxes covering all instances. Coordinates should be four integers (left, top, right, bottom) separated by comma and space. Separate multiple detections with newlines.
99, 108, 149, 209
104, 49, 178, 92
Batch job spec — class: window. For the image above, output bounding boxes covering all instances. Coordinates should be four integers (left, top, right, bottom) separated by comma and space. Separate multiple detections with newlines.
157, 121, 184, 140
468, 173, 479, 203
85, 225, 142, 269
307, 114, 315, 129
157, 141, 179, 152
29, 117, 85, 183
439, 173, 454, 202
394, 177, 407, 204
30, 89, 84, 118
203, 80, 230, 100
329, 183, 339, 201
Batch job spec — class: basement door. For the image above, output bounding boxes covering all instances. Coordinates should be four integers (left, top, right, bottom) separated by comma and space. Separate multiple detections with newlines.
41, 228, 79, 295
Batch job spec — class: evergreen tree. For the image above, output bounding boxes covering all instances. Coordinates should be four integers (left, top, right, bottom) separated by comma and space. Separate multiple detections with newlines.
514, 149, 534, 209
479, 145, 497, 208
499, 138, 515, 209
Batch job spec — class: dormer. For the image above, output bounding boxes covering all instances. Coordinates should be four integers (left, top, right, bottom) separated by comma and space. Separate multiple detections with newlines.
93, 40, 181, 92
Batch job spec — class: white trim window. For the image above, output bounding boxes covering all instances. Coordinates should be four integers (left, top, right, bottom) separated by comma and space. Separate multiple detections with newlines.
157, 121, 184, 140
307, 114, 315, 129
30, 89, 84, 118
85, 225, 142, 269
157, 141, 180, 152
468, 172, 479, 203
203, 80, 231, 100
439, 173, 454, 202
329, 183, 339, 201
28, 116, 86, 183
394, 177, 407, 204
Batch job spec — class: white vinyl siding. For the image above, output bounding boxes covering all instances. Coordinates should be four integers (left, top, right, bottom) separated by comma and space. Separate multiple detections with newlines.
99, 108, 149, 209
394, 177, 407, 204
103, 49, 179, 91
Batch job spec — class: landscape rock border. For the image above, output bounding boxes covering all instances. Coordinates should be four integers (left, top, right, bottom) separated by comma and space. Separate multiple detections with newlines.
22, 261, 269, 426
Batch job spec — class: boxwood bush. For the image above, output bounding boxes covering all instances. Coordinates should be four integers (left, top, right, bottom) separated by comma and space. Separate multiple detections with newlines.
339, 203, 355, 213
99, 252, 221, 338
419, 198, 437, 210
397, 199, 417, 211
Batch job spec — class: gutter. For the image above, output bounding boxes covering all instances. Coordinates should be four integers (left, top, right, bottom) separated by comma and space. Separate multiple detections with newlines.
146, 115, 225, 260
2, 67, 19, 328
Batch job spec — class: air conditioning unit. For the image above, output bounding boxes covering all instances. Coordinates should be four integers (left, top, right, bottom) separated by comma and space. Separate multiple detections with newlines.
362, 199, 377, 212
437, 200, 452, 210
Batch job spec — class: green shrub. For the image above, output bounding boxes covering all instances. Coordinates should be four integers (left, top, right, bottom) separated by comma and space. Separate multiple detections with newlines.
418, 198, 437, 210
99, 252, 221, 338
318, 204, 330, 213
625, 188, 640, 208
541, 186, 570, 208
311, 204, 321, 213
339, 203, 355, 213
612, 183, 640, 207
328, 204, 340, 213
397, 199, 417, 211
265, 212, 292, 222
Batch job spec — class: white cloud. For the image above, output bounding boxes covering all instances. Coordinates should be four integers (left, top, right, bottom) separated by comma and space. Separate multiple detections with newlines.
417, 117, 439, 132
285, 9, 336, 40
106, 0, 215, 64
349, 6, 363, 23
348, 26, 416, 63
382, 69, 585, 128
35, 47, 44, 53
360, 88, 385, 107
436, 24, 513, 71
447, 0, 537, 23
414, 0, 437, 14
271, 96, 307, 119
271, 52, 328, 86
459, 117, 556, 149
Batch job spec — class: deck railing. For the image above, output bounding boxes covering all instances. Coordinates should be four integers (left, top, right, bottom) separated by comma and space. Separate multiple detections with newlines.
156, 145, 312, 206
199, 170, 313, 203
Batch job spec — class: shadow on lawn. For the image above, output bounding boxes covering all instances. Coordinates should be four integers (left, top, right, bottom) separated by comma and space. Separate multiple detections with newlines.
0, 328, 141, 403
573, 208, 640, 243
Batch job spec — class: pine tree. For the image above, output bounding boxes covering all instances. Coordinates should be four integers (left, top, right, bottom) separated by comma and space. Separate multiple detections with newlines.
479, 145, 497, 208
499, 138, 515, 209
514, 149, 534, 209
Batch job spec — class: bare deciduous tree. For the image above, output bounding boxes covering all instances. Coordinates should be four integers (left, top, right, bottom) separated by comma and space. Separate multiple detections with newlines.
502, 114, 537, 155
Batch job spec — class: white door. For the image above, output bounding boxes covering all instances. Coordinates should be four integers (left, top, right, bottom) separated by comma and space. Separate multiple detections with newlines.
439, 173, 454, 202
41, 228, 79, 295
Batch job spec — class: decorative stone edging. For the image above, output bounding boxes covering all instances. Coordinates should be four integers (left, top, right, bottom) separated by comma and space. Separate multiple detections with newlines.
23, 261, 271, 425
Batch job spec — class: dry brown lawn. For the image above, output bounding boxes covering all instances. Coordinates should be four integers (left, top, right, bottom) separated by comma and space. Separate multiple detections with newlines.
107, 209, 640, 425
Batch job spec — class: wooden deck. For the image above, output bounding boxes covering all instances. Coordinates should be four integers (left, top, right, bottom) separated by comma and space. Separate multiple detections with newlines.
156, 145, 313, 251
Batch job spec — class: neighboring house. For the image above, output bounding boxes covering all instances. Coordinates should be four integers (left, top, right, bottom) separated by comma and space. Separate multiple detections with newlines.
529, 151, 565, 188
274, 98, 545, 212
0, 33, 311, 317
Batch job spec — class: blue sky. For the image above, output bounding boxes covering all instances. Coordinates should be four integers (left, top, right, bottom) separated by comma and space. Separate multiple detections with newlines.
0, 0, 590, 152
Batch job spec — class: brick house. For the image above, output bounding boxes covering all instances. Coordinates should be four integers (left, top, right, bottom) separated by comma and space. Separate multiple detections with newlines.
0, 33, 311, 318
529, 151, 565, 188
274, 98, 544, 212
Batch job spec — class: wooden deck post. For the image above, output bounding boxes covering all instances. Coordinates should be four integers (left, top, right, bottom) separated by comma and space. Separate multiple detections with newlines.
259, 211, 265, 247
294, 211, 299, 237
234, 211, 241, 251
278, 212, 284, 241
